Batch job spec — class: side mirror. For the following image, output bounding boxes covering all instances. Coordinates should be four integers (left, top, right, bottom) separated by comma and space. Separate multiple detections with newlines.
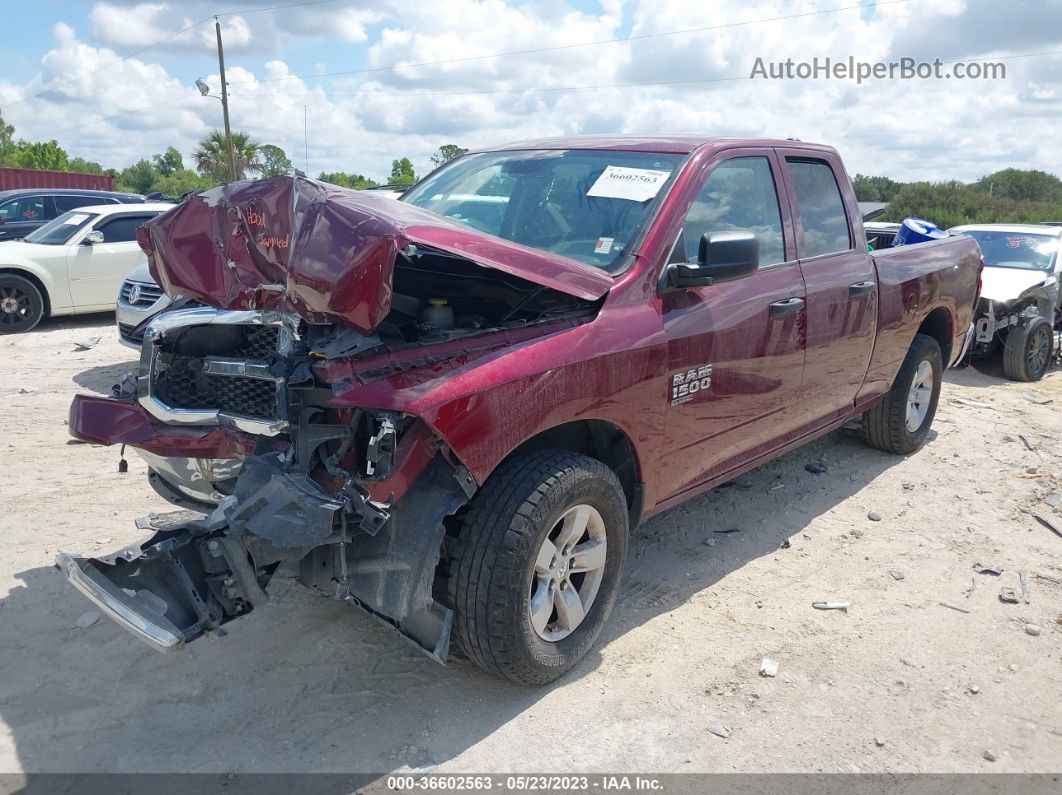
664, 231, 759, 290
82, 231, 105, 245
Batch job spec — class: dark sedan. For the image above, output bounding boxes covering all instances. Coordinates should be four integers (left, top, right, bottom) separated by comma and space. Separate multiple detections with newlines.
0, 188, 144, 241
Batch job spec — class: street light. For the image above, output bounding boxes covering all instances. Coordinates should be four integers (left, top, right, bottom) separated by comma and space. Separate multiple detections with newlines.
192, 17, 237, 184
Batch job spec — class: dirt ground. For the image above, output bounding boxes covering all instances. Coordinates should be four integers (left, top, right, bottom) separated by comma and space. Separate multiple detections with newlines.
1, 314, 1060, 776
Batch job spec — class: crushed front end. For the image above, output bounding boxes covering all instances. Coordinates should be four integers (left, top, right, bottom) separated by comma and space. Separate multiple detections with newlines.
61, 306, 477, 659
57, 176, 605, 661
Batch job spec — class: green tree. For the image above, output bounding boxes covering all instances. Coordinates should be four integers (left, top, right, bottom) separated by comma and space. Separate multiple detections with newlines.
118, 159, 159, 194
972, 168, 1062, 203
68, 157, 104, 175
151, 147, 184, 177
852, 174, 903, 202
318, 171, 378, 189
153, 169, 214, 197
0, 111, 14, 166
883, 180, 1062, 229
389, 157, 416, 186
429, 144, 468, 168
192, 130, 262, 181
259, 144, 293, 178
12, 139, 69, 171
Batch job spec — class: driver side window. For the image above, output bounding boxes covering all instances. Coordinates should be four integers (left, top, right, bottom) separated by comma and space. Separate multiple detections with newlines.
678, 157, 785, 267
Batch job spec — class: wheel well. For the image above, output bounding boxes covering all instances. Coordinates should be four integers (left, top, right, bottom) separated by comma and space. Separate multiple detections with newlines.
508, 419, 642, 525
917, 307, 952, 365
0, 268, 51, 317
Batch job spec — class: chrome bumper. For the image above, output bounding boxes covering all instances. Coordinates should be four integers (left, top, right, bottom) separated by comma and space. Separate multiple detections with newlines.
55, 552, 184, 652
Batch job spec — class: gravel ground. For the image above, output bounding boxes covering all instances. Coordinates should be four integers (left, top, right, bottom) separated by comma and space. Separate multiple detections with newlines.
1, 314, 1060, 776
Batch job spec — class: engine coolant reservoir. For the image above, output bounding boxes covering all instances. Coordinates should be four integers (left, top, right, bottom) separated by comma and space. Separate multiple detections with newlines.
422, 298, 455, 331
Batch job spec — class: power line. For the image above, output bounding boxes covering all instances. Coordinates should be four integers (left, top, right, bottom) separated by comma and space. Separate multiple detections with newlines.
228, 0, 914, 86
4, 0, 341, 110
50, 94, 197, 136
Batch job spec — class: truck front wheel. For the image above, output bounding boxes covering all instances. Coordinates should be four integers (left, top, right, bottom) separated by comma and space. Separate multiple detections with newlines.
1002, 316, 1053, 382
861, 333, 943, 455
447, 450, 628, 686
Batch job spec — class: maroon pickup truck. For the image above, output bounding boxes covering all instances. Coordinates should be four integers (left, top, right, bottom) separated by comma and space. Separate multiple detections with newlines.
58, 136, 981, 685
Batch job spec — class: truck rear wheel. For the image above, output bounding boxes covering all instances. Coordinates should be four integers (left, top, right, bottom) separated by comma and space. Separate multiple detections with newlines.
1002, 316, 1053, 382
861, 333, 942, 455
447, 450, 628, 686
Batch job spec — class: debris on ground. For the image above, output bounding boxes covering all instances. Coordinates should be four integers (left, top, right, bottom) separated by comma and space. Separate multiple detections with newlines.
75, 612, 101, 629
939, 602, 971, 614
983, 750, 998, 762
779, 538, 791, 549
999, 588, 1021, 604
950, 398, 993, 409
889, 570, 905, 581
759, 658, 779, 678
874, 737, 886, 747
1019, 572, 1030, 604
902, 482, 915, 491
1025, 623, 1042, 637
968, 684, 980, 694
1032, 513, 1062, 540
703, 538, 716, 547
706, 723, 731, 739
812, 601, 849, 611
804, 461, 828, 474
973, 562, 1004, 576
72, 337, 101, 351
963, 577, 977, 598
714, 527, 741, 534
1018, 435, 1036, 451
1044, 494, 1062, 509
867, 512, 882, 522
1022, 393, 1053, 405
17, 387, 35, 395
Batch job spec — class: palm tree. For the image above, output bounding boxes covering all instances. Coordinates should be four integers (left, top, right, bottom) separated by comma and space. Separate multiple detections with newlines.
192, 130, 264, 181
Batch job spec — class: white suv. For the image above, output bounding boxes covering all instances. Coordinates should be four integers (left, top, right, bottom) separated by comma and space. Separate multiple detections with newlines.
0, 203, 173, 333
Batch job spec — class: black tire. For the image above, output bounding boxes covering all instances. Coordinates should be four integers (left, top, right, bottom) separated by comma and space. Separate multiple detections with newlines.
0, 273, 45, 334
447, 450, 628, 686
861, 333, 943, 455
1002, 316, 1053, 382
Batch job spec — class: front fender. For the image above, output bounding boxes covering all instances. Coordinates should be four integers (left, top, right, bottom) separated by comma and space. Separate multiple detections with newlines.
330, 303, 668, 486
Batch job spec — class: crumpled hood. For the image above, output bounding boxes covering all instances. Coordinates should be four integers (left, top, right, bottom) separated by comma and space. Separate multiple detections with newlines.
137, 176, 613, 334
979, 266, 1055, 304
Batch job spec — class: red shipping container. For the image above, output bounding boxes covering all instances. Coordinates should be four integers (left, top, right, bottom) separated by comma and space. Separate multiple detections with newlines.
0, 167, 117, 192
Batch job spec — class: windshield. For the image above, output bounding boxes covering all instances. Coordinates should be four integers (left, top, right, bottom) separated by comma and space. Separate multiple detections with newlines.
402, 149, 686, 269
960, 230, 1059, 272
23, 211, 97, 245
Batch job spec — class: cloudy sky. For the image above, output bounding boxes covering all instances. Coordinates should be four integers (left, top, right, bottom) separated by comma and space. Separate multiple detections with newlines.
0, 0, 1059, 183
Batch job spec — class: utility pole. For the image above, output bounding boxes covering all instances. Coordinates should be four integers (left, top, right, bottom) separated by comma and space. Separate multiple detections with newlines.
304, 105, 309, 175
214, 16, 237, 183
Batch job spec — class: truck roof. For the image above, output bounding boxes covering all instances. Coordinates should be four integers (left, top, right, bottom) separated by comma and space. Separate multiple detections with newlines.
477, 135, 836, 155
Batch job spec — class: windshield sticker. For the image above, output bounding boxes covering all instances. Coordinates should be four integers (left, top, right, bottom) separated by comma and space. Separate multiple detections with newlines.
594, 237, 614, 255
64, 214, 89, 225
587, 166, 671, 202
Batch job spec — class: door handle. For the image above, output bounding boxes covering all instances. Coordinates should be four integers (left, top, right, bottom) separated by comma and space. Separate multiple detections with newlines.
769, 297, 805, 317
849, 280, 877, 298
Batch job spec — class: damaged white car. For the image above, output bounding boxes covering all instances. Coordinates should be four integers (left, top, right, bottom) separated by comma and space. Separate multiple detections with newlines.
951, 224, 1060, 381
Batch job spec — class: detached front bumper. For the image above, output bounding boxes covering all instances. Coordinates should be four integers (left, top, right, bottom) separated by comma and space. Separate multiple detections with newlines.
55, 552, 185, 651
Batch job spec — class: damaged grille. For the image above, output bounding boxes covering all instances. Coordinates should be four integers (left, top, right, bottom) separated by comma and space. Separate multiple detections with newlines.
155, 326, 282, 419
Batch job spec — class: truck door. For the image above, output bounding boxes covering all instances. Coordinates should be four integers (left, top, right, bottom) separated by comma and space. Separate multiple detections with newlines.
658, 150, 807, 500
777, 151, 877, 425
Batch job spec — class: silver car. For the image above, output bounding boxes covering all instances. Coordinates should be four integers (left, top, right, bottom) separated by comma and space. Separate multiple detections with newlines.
116, 262, 171, 348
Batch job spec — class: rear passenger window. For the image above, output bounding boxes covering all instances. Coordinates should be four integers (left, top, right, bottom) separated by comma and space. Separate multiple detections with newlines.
55, 195, 111, 213
787, 159, 851, 257
94, 215, 156, 243
680, 157, 785, 266
0, 196, 50, 222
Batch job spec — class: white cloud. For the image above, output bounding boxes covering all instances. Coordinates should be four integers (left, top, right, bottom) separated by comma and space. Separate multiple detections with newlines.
1, 0, 1061, 183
